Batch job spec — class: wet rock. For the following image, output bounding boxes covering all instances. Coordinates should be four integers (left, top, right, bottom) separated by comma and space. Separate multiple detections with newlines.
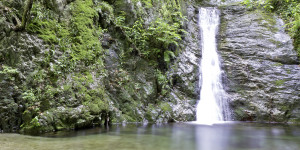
219, 4, 300, 122
168, 89, 197, 121
168, 4, 201, 104
102, 2, 200, 123
161, 4, 201, 122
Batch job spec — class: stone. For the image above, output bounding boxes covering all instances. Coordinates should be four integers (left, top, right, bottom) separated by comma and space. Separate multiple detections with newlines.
219, 4, 300, 122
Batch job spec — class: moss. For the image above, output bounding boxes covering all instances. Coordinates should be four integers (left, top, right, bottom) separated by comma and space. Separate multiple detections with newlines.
295, 31, 300, 58
219, 14, 228, 49
114, 0, 184, 66
243, 0, 300, 58
268, 39, 281, 47
237, 89, 246, 96
234, 86, 247, 96
26, 2, 62, 43
254, 9, 279, 33
2, 0, 191, 132
19, 68, 109, 132
145, 104, 158, 122
69, 0, 103, 64
274, 79, 285, 86
121, 114, 136, 122
273, 62, 283, 66
131, 0, 153, 8
86, 98, 109, 115
95, 1, 114, 27
274, 1, 300, 58
26, 0, 104, 66
159, 102, 172, 113
27, 20, 60, 43
118, 102, 143, 122
234, 107, 247, 120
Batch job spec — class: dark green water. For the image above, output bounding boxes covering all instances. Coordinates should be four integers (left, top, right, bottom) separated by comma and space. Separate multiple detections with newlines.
1, 122, 300, 150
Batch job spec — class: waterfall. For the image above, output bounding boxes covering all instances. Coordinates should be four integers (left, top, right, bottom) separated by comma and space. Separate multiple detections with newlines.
196, 7, 230, 125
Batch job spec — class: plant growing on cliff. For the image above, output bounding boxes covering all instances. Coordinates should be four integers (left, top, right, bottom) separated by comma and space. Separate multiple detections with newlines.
111, 0, 186, 99
242, 0, 300, 57
0, 65, 19, 81
115, 14, 184, 66
69, 0, 103, 65
22, 89, 37, 103
157, 70, 171, 96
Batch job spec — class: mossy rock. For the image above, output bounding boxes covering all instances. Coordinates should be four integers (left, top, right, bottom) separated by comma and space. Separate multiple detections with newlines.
234, 107, 256, 121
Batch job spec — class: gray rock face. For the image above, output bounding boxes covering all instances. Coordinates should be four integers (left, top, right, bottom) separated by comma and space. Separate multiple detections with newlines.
0, 0, 202, 132
166, 4, 201, 121
102, 3, 200, 123
219, 5, 300, 122
0, 31, 45, 131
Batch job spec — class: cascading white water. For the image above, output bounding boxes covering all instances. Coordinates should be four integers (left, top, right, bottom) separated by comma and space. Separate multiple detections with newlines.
196, 7, 230, 125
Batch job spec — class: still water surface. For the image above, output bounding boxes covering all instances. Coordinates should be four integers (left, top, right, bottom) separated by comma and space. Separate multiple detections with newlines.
1, 122, 300, 150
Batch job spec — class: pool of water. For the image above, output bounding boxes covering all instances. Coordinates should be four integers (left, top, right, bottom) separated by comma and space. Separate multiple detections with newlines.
1, 122, 300, 150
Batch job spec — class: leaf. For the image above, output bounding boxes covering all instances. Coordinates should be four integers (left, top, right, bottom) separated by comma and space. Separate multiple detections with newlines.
164, 50, 175, 63
164, 51, 170, 62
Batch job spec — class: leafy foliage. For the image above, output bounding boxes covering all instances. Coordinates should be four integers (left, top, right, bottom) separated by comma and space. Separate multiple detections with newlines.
157, 69, 171, 96
0, 65, 19, 75
115, 7, 185, 67
26, 0, 104, 66
95, 1, 114, 25
112, 0, 186, 96
0, 65, 19, 82
26, 2, 61, 43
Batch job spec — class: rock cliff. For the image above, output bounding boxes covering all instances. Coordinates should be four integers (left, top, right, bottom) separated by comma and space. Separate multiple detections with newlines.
0, 0, 199, 133
0, 0, 299, 133
219, 4, 300, 122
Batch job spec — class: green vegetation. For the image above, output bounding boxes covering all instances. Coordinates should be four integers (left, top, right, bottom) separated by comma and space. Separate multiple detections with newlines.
25, 0, 185, 98
0, 0, 187, 133
111, 0, 186, 98
69, 0, 103, 64
8, 0, 110, 132
159, 102, 172, 113
157, 69, 171, 96
242, 0, 300, 57
15, 0, 33, 31
0, 65, 19, 81
27, 0, 104, 66
115, 0, 186, 67
274, 79, 285, 86
272, 62, 283, 66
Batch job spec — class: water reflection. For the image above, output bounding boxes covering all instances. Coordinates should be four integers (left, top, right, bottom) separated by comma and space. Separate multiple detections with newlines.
0, 122, 300, 150
196, 125, 231, 150
193, 123, 300, 150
